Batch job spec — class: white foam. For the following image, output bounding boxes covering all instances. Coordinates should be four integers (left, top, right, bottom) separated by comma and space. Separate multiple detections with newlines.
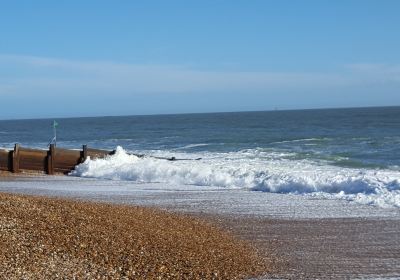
270, 137, 332, 144
70, 146, 400, 208
173, 143, 209, 150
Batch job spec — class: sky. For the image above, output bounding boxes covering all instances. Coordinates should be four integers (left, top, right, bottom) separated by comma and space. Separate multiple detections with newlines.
0, 0, 399, 119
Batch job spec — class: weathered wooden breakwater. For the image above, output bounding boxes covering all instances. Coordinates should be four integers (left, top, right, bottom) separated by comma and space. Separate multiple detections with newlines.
0, 144, 114, 175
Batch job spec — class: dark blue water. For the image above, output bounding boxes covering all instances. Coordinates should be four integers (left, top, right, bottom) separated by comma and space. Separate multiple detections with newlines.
1, 106, 400, 169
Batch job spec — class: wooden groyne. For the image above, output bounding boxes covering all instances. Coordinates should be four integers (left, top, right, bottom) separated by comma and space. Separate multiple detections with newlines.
0, 144, 114, 175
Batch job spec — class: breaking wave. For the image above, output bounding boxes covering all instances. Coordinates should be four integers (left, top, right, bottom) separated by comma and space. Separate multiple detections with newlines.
71, 147, 400, 208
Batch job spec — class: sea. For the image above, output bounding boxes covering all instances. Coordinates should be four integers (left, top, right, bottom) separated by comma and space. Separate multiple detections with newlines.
1, 106, 400, 209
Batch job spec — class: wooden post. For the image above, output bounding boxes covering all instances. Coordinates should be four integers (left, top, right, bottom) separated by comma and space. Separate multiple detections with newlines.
81, 145, 88, 163
47, 144, 55, 175
8, 151, 13, 172
12, 144, 20, 173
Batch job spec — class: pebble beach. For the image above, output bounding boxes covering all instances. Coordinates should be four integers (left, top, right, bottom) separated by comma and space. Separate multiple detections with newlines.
1, 173, 400, 279
0, 191, 267, 279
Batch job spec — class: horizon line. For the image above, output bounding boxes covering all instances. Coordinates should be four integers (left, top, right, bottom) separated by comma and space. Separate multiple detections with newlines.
1, 104, 399, 122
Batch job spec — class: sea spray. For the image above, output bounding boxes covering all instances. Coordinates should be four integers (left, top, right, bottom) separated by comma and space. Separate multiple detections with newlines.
71, 146, 400, 208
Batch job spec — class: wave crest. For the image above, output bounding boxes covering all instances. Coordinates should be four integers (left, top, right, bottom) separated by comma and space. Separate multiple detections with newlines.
71, 146, 400, 208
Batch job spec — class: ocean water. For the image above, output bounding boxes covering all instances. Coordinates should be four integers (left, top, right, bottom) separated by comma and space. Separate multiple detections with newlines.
1, 107, 400, 208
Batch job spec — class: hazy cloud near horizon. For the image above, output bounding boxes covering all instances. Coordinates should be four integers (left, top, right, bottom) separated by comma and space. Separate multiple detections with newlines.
0, 54, 399, 119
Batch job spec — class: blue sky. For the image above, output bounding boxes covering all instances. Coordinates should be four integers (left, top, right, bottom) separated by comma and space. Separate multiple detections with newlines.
0, 0, 399, 119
